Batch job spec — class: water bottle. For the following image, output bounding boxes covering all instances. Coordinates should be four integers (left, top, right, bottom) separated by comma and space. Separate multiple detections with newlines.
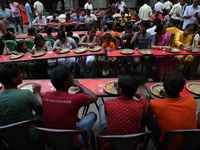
47, 42, 52, 53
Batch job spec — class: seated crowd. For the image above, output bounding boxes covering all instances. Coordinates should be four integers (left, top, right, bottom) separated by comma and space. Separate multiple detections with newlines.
0, 63, 199, 149
1, 0, 200, 149
0, 0, 199, 80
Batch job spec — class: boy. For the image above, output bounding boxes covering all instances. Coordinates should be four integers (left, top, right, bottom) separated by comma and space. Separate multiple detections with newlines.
130, 20, 151, 68
118, 12, 128, 31
145, 71, 198, 149
99, 74, 147, 150
100, 33, 115, 76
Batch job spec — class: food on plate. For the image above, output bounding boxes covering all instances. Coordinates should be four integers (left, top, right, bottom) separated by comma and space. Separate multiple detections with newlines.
68, 86, 80, 94
106, 84, 114, 90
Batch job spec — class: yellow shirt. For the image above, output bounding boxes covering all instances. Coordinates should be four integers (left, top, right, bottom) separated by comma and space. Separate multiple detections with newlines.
166, 27, 180, 34
118, 17, 128, 26
172, 30, 192, 49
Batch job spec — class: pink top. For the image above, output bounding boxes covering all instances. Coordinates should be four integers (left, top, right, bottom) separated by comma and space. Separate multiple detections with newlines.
150, 14, 163, 21
9, 2, 21, 17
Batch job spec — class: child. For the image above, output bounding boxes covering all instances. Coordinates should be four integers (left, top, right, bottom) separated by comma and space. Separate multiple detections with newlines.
99, 74, 147, 150
17, 40, 36, 78
130, 20, 151, 68
119, 26, 134, 74
100, 33, 115, 76
118, 12, 128, 31
31, 34, 50, 77
26, 27, 37, 40
79, 23, 99, 75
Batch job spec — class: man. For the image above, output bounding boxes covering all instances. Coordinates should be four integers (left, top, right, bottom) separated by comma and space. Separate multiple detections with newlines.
154, 0, 164, 13
147, 18, 161, 36
84, 9, 97, 23
112, 9, 121, 19
115, 0, 126, 14
70, 9, 76, 20
99, 74, 147, 150
42, 65, 97, 148
105, 5, 115, 15
0, 0, 15, 33
33, 0, 44, 17
32, 11, 46, 24
163, 0, 173, 12
0, 63, 43, 145
150, 11, 163, 21
103, 11, 114, 23
25, 0, 33, 27
145, 71, 198, 149
179, 0, 187, 29
56, 0, 62, 14
138, 0, 153, 21
48, 11, 65, 23
169, 1, 182, 24
166, 19, 180, 34
182, 0, 200, 30
9, 0, 24, 34
84, 0, 93, 13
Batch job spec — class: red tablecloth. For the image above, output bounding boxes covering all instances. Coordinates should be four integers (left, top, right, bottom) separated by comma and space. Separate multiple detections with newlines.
0, 49, 104, 62
145, 81, 200, 99
16, 31, 88, 39
107, 49, 200, 56
0, 79, 118, 97
33, 22, 89, 26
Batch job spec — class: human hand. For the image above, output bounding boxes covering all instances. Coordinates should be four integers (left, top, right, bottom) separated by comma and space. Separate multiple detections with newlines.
73, 79, 81, 86
122, 39, 127, 45
160, 88, 166, 97
30, 48, 36, 54
88, 43, 95, 48
138, 30, 143, 35
12, 51, 18, 55
33, 83, 41, 93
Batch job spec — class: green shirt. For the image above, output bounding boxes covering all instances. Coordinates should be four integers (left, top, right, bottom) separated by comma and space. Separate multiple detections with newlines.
0, 89, 41, 145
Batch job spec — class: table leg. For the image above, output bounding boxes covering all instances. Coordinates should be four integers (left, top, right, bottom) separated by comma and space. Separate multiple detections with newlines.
101, 97, 105, 103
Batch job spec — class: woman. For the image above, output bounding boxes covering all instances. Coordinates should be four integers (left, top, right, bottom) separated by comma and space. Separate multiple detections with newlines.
19, 2, 28, 24
95, 8, 103, 17
4, 31, 16, 41
172, 23, 196, 75
79, 24, 99, 75
53, 30, 77, 69
148, 24, 179, 81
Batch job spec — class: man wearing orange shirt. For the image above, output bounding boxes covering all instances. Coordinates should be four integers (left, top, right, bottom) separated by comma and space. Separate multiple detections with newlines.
145, 71, 198, 149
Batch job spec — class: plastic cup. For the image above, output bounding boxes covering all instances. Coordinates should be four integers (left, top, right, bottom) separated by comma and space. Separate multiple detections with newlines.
98, 82, 104, 92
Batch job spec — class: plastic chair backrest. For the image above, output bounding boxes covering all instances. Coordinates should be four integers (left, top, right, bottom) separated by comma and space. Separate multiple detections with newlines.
35, 127, 88, 150
24, 40, 34, 50
160, 129, 200, 150
0, 119, 42, 150
5, 40, 17, 51
44, 38, 55, 46
96, 131, 152, 150
44, 12, 50, 18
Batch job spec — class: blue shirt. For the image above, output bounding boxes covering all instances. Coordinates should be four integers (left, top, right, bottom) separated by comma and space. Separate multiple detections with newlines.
74, 16, 84, 22
103, 15, 114, 21
0, 8, 15, 28
133, 32, 151, 49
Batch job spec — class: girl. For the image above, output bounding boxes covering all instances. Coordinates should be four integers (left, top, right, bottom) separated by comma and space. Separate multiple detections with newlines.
17, 40, 36, 78
53, 30, 77, 69
4, 31, 16, 40
172, 23, 197, 75
31, 34, 50, 77
79, 24, 99, 74
149, 24, 179, 81
26, 27, 37, 40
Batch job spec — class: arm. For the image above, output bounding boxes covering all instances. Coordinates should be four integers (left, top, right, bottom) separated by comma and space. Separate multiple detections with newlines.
74, 80, 97, 104
32, 17, 37, 24
169, 5, 174, 16
0, 21, 6, 34
134, 90, 146, 100
183, 7, 192, 19
130, 32, 141, 45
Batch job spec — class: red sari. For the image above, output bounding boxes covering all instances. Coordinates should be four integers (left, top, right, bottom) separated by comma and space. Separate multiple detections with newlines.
20, 4, 28, 24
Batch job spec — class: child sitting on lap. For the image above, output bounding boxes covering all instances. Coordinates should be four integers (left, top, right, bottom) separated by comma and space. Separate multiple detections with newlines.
100, 33, 115, 76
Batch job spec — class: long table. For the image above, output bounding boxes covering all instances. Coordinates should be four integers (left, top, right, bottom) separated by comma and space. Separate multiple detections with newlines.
107, 49, 200, 56
145, 81, 200, 99
16, 31, 88, 39
0, 49, 104, 62
0, 78, 118, 97
32, 22, 88, 27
